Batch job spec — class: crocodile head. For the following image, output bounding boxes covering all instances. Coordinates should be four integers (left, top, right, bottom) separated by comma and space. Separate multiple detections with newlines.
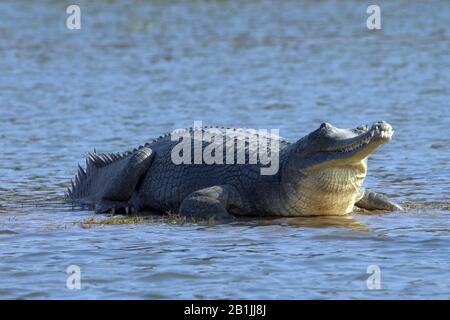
284, 121, 394, 215
299, 121, 394, 170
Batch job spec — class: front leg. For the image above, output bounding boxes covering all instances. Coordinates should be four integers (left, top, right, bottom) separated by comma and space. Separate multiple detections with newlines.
355, 188, 403, 211
179, 185, 242, 220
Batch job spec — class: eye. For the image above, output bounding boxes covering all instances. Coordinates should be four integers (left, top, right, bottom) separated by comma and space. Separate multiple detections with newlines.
357, 124, 368, 131
320, 122, 330, 129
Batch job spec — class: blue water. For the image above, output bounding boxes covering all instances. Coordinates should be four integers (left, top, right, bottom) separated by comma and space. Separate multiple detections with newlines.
0, 0, 449, 299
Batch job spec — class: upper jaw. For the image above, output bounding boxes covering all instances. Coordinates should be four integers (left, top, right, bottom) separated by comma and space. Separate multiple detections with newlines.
325, 121, 394, 154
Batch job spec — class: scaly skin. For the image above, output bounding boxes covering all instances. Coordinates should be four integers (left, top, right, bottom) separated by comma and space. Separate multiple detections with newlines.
67, 122, 403, 218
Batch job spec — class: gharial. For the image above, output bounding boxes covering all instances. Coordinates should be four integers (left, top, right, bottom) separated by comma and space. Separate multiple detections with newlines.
66, 121, 403, 219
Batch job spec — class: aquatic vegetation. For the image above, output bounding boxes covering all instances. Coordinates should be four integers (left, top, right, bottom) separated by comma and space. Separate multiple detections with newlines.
79, 211, 216, 227
81, 215, 147, 226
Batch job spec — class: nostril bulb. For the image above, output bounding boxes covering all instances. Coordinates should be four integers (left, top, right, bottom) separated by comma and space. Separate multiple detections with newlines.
320, 123, 329, 129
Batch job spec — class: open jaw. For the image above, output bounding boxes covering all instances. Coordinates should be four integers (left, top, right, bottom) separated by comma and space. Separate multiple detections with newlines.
323, 121, 394, 163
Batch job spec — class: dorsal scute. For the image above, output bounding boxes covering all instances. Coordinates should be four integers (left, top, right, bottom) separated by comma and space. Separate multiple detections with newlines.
86, 151, 129, 168
85, 127, 288, 165
120, 128, 291, 159
82, 126, 289, 170
144, 127, 289, 144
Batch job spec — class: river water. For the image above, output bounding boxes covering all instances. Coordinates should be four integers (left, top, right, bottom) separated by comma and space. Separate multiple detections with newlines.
0, 0, 449, 299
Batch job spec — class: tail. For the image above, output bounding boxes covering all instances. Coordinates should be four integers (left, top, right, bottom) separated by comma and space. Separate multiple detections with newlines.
66, 147, 154, 211
65, 151, 132, 202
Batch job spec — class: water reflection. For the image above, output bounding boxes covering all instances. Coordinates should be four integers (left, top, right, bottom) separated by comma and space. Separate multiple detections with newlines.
242, 215, 371, 231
